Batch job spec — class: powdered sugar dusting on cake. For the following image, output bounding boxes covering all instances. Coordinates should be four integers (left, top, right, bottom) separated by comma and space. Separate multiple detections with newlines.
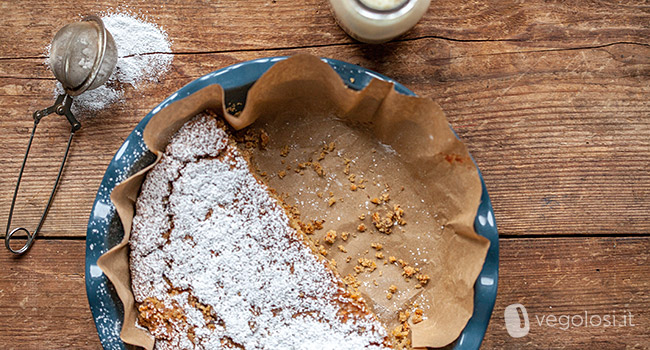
130, 114, 390, 349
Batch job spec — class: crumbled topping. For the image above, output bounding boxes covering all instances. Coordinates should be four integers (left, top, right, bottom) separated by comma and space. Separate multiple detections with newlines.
398, 310, 410, 324
371, 205, 406, 235
324, 230, 337, 244
416, 274, 430, 286
319, 245, 329, 257
403, 266, 417, 278
312, 161, 325, 177
412, 309, 424, 324
357, 258, 377, 273
297, 219, 324, 235
280, 145, 290, 157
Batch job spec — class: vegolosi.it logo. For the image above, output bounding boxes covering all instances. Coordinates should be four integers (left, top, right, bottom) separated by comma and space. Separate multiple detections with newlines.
504, 303, 636, 338
504, 304, 530, 337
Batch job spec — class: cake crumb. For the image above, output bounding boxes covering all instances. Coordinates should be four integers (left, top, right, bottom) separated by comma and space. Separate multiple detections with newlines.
297, 219, 324, 235
357, 258, 377, 272
312, 161, 325, 177
386, 293, 393, 300
403, 266, 417, 278
350, 184, 358, 191
313, 220, 324, 230
340, 231, 349, 241
259, 130, 270, 149
371, 211, 395, 234
388, 256, 397, 263
416, 273, 430, 285
399, 310, 410, 323
338, 245, 347, 253
359, 214, 366, 220
280, 145, 290, 157
328, 197, 337, 206
344, 167, 350, 175
394, 205, 406, 226
371, 243, 383, 250
375, 252, 384, 259
392, 323, 409, 340
342, 274, 360, 289
412, 309, 424, 324
324, 230, 337, 244
277, 170, 286, 179
357, 223, 367, 232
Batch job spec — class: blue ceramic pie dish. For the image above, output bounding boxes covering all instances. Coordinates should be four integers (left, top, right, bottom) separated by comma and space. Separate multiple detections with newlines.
85, 56, 499, 349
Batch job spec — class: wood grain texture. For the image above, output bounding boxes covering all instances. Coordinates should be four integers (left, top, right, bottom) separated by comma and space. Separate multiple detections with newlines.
1, 41, 648, 237
483, 236, 650, 349
0, 0, 648, 60
0, 1, 648, 350
0, 240, 99, 350
0, 238, 647, 349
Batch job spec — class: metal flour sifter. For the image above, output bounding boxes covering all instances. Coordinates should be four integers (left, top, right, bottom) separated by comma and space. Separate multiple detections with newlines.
5, 16, 117, 255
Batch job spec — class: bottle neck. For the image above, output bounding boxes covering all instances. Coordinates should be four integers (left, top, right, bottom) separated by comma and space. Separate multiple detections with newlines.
353, 0, 416, 20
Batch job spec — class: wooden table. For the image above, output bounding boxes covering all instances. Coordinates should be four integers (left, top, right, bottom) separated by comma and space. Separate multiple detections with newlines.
1, 1, 648, 349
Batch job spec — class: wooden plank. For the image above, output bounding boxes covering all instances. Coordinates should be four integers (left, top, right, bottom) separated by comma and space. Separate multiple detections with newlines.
0, 0, 648, 59
0, 240, 99, 350
1, 39, 648, 237
0, 237, 647, 349
483, 236, 650, 349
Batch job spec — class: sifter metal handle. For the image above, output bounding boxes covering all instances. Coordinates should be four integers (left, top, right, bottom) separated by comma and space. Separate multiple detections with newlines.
5, 94, 80, 255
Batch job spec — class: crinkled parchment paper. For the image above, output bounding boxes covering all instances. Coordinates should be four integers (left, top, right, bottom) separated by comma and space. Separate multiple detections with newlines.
97, 54, 490, 349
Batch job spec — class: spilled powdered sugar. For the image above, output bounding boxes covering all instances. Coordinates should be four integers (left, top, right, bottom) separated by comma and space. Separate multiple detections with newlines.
50, 11, 172, 115
101, 12, 172, 87
129, 115, 390, 350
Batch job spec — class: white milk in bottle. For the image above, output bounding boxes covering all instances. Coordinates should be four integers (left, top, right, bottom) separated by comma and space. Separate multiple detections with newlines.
329, 0, 431, 44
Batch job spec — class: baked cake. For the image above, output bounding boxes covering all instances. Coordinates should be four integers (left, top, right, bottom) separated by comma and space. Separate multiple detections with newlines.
129, 113, 391, 349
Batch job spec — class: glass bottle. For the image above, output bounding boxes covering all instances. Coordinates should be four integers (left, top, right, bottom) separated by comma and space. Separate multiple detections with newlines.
329, 0, 431, 44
